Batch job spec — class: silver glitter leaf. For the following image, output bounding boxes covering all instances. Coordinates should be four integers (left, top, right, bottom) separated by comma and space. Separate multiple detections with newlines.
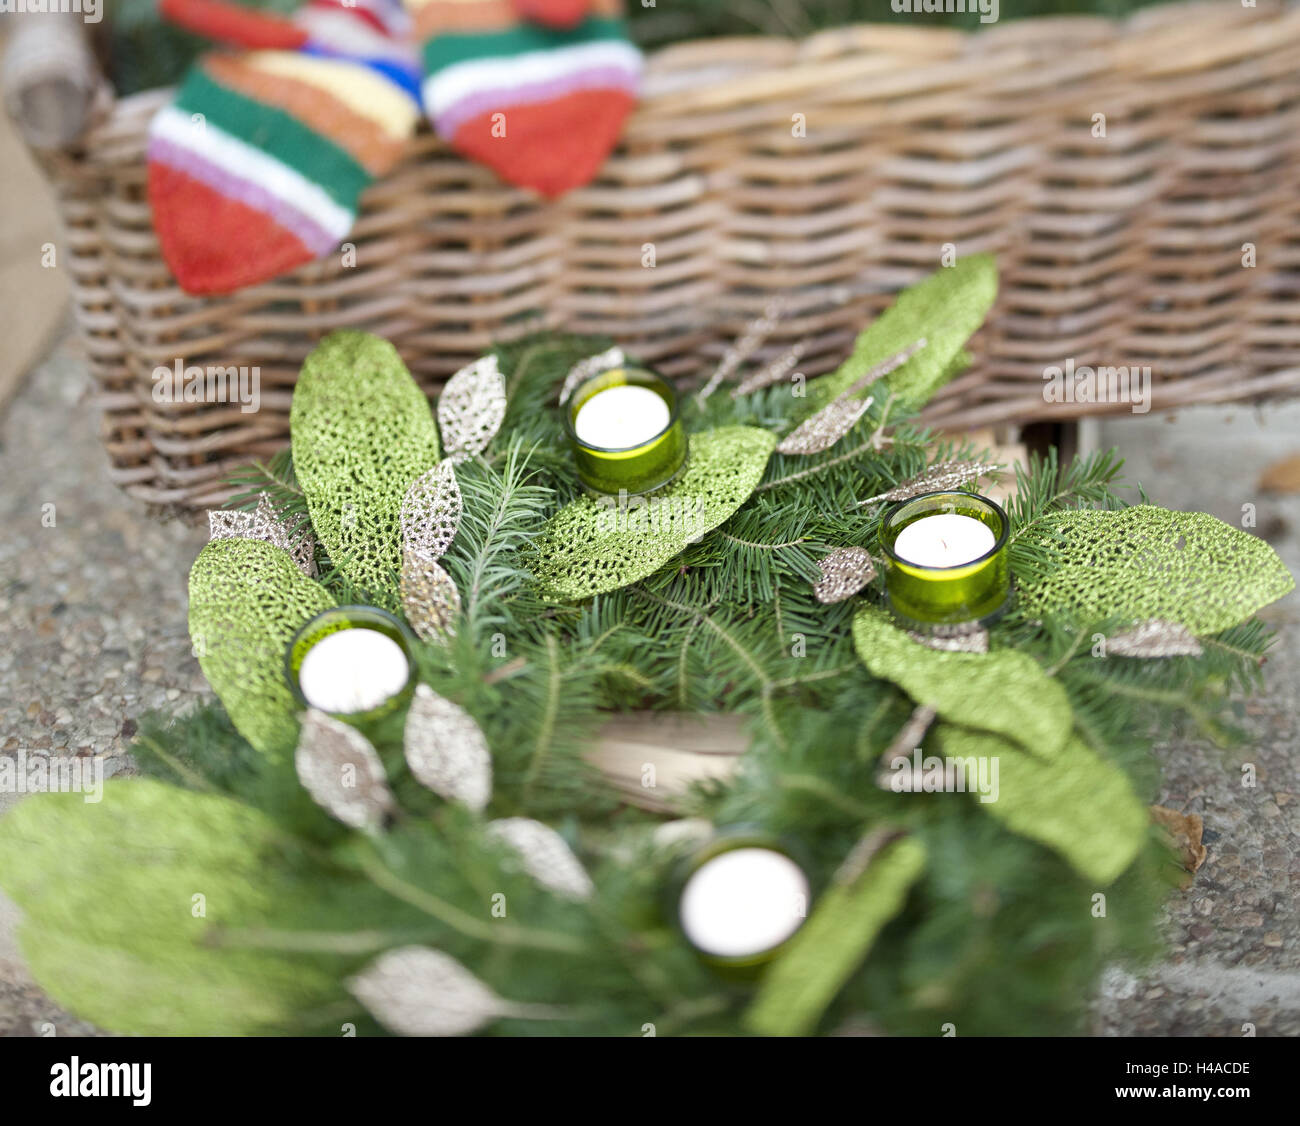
404, 684, 492, 812
487, 817, 594, 901
908, 623, 990, 653
697, 300, 781, 403
400, 551, 462, 643
732, 341, 805, 397
776, 395, 874, 456
1106, 619, 1204, 658
777, 340, 928, 456
437, 355, 507, 465
559, 347, 625, 406
348, 946, 505, 1036
880, 705, 938, 768
861, 459, 1002, 506
295, 709, 394, 830
401, 461, 462, 562
813, 546, 877, 603
208, 492, 316, 578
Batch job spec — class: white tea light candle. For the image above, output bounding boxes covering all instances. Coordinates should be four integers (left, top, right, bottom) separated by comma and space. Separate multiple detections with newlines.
892, 512, 995, 568
297, 627, 411, 715
679, 846, 809, 959
573, 383, 670, 449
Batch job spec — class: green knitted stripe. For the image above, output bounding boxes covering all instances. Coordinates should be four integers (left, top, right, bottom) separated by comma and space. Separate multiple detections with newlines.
175, 67, 369, 207
421, 17, 629, 73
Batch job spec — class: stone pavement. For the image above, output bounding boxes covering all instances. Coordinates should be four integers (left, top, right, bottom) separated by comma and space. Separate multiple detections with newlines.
0, 336, 1295, 1035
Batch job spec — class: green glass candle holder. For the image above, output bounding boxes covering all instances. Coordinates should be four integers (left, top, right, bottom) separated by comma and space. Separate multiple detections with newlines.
562, 366, 688, 496
879, 490, 1012, 628
669, 830, 812, 978
285, 605, 418, 730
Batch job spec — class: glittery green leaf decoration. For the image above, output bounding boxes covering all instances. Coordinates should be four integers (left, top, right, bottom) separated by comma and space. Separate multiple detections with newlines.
745, 835, 927, 1037
188, 537, 335, 758
809, 255, 997, 411
291, 331, 441, 605
852, 605, 1072, 757
1017, 506, 1295, 635
935, 727, 1148, 885
0, 781, 406, 1035
531, 426, 778, 601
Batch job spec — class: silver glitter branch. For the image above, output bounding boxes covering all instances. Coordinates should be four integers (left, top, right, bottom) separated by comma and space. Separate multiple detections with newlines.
295, 710, 395, 830
1106, 620, 1204, 658
208, 492, 316, 578
348, 947, 562, 1036
400, 552, 462, 642
777, 395, 874, 456
908, 623, 990, 653
858, 459, 1003, 506
558, 347, 625, 406
401, 461, 463, 562
732, 341, 806, 397
487, 817, 594, 901
812, 546, 878, 604
437, 355, 507, 465
403, 684, 492, 811
695, 300, 782, 405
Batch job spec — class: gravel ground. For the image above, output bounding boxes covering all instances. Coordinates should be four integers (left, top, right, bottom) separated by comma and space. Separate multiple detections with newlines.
0, 334, 1296, 1036
1091, 406, 1300, 1037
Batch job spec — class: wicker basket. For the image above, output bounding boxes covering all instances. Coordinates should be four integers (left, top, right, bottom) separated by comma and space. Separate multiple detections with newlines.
15, 1, 1300, 510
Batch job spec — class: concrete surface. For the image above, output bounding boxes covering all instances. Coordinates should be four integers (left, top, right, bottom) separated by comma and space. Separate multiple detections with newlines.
0, 337, 1295, 1036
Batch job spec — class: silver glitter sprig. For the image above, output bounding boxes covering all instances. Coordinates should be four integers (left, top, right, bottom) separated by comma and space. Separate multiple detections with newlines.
1106, 620, 1204, 658
487, 817, 594, 901
908, 623, 990, 653
776, 395, 874, 456
732, 341, 805, 397
401, 461, 463, 562
400, 551, 462, 642
879, 705, 938, 769
208, 492, 316, 577
696, 300, 782, 404
859, 459, 1002, 506
776, 340, 928, 457
812, 546, 878, 603
295, 710, 395, 830
403, 684, 492, 812
348, 947, 561, 1036
558, 347, 625, 406
437, 355, 507, 464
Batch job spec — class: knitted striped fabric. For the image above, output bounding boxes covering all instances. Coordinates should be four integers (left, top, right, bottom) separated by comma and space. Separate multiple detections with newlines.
407, 0, 641, 197
148, 0, 420, 295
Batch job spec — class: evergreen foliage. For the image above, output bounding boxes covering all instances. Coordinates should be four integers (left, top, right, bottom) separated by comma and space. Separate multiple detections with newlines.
0, 271, 1286, 1037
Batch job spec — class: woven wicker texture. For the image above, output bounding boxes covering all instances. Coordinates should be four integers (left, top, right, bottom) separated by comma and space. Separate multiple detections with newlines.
34, 2, 1300, 510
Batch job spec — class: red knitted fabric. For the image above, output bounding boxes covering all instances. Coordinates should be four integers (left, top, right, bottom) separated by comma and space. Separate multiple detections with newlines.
451, 88, 636, 198
159, 0, 309, 50
510, 0, 591, 29
147, 163, 315, 295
